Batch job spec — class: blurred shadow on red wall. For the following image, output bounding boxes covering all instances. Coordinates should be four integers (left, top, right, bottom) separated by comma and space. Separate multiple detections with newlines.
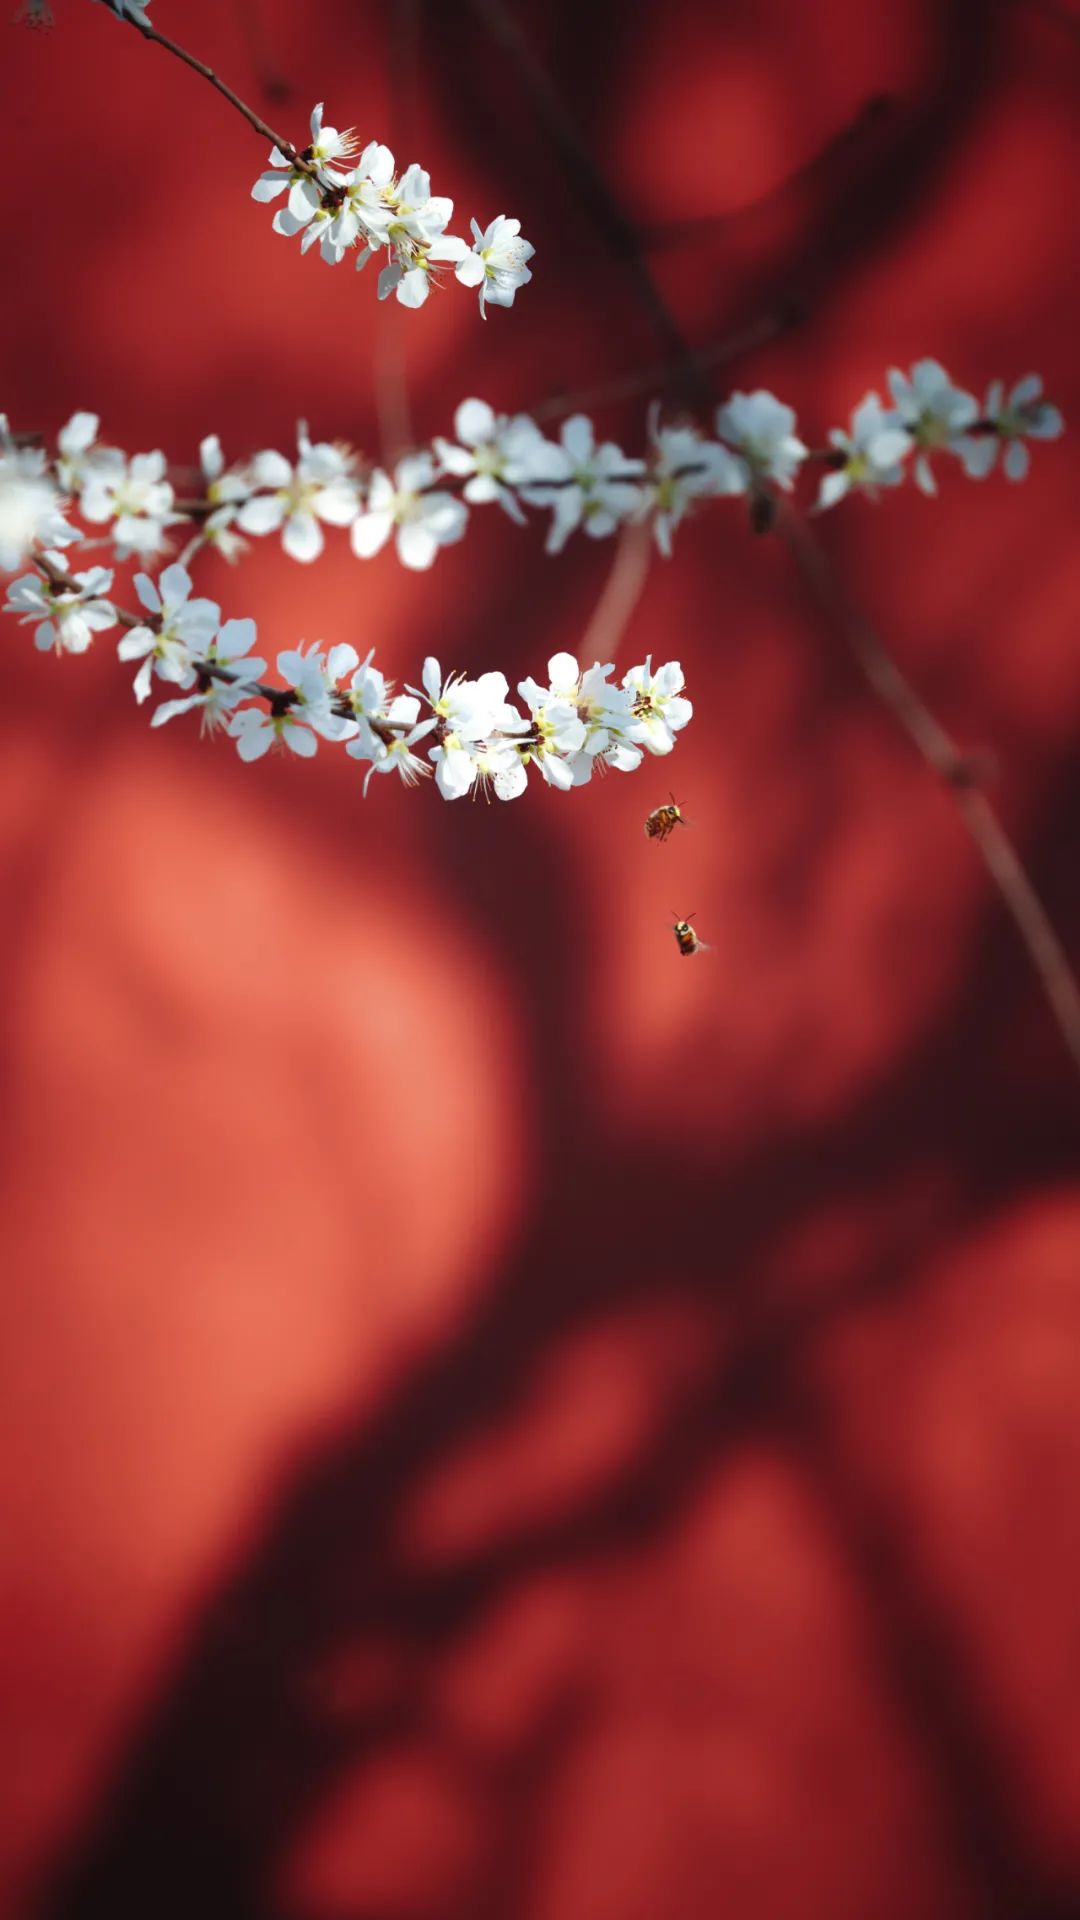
3, 0, 1080, 1916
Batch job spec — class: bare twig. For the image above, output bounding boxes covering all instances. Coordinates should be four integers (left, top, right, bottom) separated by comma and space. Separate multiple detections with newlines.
110, 4, 306, 165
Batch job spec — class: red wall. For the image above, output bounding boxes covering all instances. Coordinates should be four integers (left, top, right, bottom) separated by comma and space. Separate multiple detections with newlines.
2, 1, 1080, 1916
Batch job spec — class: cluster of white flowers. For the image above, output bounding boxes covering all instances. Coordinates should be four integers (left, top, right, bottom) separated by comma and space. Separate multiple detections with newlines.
0, 351, 1066, 812
0, 417, 76, 569
253, 105, 534, 314
224, 638, 692, 799
2, 546, 692, 799
36, 410, 181, 561
826, 361, 1064, 501
0, 361, 1064, 588
5, 550, 117, 653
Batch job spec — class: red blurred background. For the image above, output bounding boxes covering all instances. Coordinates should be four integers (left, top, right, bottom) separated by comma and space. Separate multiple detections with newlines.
3, 0, 1080, 1915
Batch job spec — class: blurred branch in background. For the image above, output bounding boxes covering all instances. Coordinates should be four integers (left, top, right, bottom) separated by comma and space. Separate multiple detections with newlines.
576, 517, 652, 665
463, 0, 708, 409
638, 94, 895, 251
120, 6, 302, 158
372, 0, 422, 462
472, 0, 1080, 1082
778, 508, 1080, 1076
230, 0, 293, 104
528, 310, 794, 424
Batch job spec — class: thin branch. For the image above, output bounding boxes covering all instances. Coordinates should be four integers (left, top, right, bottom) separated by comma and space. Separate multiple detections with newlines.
32, 553, 459, 743
112, 4, 306, 165
37, 550, 142, 630
776, 507, 1080, 1075
35, 551, 278, 698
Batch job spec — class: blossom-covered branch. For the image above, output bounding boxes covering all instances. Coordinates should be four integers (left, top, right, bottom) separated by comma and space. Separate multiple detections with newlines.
11, 549, 691, 801
0, 360, 1063, 583
252, 113, 533, 313
77, 3, 533, 314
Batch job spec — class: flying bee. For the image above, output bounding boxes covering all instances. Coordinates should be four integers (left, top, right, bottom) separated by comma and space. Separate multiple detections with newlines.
644, 793, 686, 843
671, 912, 708, 957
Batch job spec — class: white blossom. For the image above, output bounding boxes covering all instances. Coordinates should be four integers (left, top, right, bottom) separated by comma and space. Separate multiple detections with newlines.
358, 163, 469, 309
252, 103, 356, 230
350, 453, 466, 569
955, 374, 1065, 482
228, 640, 350, 759
276, 642, 354, 742
454, 215, 534, 315
199, 434, 251, 510
230, 704, 317, 761
150, 616, 267, 734
55, 411, 122, 497
291, 639, 363, 741
321, 142, 397, 262
118, 562, 219, 703
342, 652, 439, 791
433, 398, 550, 525
816, 393, 912, 510
885, 359, 978, 495
340, 650, 391, 725
272, 191, 337, 260
508, 672, 588, 791
4, 553, 116, 654
518, 650, 635, 785
645, 409, 743, 555
347, 695, 436, 795
622, 657, 692, 756
81, 448, 178, 559
304, 102, 358, 171
439, 726, 522, 801
0, 418, 76, 570
518, 415, 645, 553
411, 656, 510, 799
193, 434, 251, 562
714, 390, 807, 492
235, 424, 358, 562
252, 148, 320, 218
